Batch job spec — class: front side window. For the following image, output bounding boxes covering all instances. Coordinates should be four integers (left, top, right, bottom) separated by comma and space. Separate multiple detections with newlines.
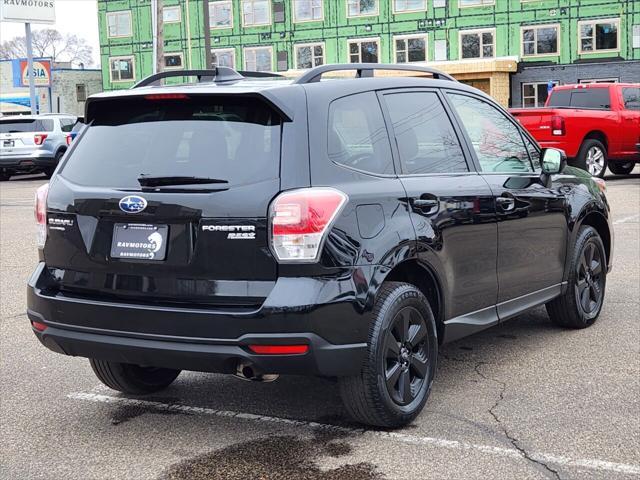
244, 47, 272, 71
328, 92, 394, 175
349, 39, 380, 63
579, 19, 619, 53
522, 25, 559, 56
622, 87, 640, 111
211, 48, 235, 68
109, 56, 135, 82
242, 0, 271, 26
106, 11, 132, 38
448, 93, 533, 173
393, 0, 426, 13
164, 53, 183, 70
209, 1, 233, 28
395, 35, 427, 63
295, 43, 324, 69
347, 0, 378, 17
522, 82, 557, 108
293, 0, 323, 22
385, 92, 468, 175
460, 29, 494, 59
163, 6, 181, 23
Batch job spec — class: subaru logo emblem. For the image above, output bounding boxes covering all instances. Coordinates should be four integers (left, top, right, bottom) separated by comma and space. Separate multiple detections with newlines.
119, 195, 147, 214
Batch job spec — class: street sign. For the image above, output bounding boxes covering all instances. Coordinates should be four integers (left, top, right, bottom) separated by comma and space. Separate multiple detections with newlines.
0, 0, 56, 24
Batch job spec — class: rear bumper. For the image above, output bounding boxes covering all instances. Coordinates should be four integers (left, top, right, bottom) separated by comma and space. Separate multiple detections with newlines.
27, 262, 371, 376
0, 154, 56, 171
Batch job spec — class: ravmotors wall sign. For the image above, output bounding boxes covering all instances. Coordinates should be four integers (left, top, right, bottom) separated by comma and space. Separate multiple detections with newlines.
19, 59, 51, 86
0, 0, 56, 25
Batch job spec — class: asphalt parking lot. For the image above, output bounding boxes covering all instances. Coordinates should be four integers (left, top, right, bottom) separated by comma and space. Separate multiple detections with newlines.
1, 170, 638, 480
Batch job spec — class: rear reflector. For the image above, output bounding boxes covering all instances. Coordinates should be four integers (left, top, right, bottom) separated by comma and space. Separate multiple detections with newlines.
145, 93, 189, 100
248, 345, 309, 355
31, 321, 47, 332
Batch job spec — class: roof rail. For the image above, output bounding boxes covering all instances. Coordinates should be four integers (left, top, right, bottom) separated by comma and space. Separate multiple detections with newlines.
132, 67, 283, 88
294, 63, 457, 84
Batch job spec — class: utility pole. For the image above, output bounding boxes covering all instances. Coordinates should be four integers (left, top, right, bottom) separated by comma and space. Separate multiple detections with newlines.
156, 0, 164, 74
202, 0, 212, 69
25, 23, 37, 114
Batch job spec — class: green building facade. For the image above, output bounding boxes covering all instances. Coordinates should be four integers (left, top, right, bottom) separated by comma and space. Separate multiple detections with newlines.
98, 0, 640, 106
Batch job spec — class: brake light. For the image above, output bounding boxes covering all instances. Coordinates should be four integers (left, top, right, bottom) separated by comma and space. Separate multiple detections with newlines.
269, 188, 347, 262
551, 116, 565, 136
248, 345, 309, 355
66, 134, 72, 146
144, 93, 189, 100
34, 134, 48, 145
34, 183, 49, 248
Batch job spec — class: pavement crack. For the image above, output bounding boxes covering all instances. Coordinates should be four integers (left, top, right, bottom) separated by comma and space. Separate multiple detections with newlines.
474, 362, 562, 480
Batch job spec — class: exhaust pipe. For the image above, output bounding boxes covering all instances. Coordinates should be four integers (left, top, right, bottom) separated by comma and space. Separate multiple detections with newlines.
234, 361, 279, 383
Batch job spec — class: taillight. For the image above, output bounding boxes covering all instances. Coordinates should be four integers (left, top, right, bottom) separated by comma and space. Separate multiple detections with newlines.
34, 134, 48, 145
551, 116, 565, 136
269, 188, 347, 262
34, 183, 49, 248
66, 134, 72, 146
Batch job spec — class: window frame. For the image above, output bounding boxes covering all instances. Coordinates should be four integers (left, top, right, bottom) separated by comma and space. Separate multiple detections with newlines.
578, 18, 621, 55
108, 56, 136, 83
209, 0, 233, 29
211, 48, 236, 68
292, 0, 324, 23
347, 37, 381, 63
162, 5, 181, 23
521, 24, 560, 58
394, 34, 428, 63
106, 10, 132, 38
459, 0, 495, 8
392, 0, 427, 14
346, 0, 379, 18
459, 28, 496, 59
578, 78, 619, 84
243, 46, 273, 72
521, 81, 558, 108
163, 52, 184, 70
241, 0, 271, 27
294, 42, 325, 69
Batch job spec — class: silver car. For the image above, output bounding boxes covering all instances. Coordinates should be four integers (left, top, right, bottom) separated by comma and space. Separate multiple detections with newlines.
0, 114, 76, 181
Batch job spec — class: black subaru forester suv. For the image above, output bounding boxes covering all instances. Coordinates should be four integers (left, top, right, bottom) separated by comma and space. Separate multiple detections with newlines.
28, 65, 613, 427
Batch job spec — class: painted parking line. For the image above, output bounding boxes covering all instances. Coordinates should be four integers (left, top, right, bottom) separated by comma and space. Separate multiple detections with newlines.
614, 213, 640, 225
68, 391, 640, 476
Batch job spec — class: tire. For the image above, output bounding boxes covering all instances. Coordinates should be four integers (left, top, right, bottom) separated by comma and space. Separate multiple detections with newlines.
44, 151, 63, 179
576, 139, 607, 178
89, 359, 181, 395
0, 171, 10, 181
339, 282, 438, 428
608, 162, 635, 175
546, 226, 606, 329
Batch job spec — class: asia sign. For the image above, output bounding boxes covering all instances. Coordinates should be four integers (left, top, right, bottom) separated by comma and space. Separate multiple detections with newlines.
0, 0, 56, 24
19, 59, 51, 86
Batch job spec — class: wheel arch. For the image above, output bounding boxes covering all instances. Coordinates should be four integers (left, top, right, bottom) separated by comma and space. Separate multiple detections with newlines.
582, 131, 608, 152
579, 210, 611, 266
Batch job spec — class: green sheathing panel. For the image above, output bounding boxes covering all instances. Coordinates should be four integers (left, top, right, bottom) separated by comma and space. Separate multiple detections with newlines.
98, 0, 640, 90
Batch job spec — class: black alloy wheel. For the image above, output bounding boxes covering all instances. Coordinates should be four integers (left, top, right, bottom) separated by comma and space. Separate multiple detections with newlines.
575, 241, 604, 317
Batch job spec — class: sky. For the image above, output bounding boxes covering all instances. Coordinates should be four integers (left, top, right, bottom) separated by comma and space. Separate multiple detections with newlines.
0, 0, 100, 66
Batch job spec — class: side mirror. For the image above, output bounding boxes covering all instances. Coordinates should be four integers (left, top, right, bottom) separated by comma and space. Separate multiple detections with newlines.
541, 148, 567, 175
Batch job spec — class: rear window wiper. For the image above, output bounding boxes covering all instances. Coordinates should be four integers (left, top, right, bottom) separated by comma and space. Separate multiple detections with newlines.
137, 175, 229, 187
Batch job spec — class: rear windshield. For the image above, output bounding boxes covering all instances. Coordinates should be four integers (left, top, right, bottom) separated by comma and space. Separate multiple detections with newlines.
548, 88, 611, 109
60, 96, 281, 188
0, 118, 54, 133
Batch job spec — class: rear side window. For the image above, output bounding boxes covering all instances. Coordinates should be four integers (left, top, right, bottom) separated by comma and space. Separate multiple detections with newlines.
383, 91, 468, 175
328, 92, 394, 175
548, 88, 611, 109
60, 96, 281, 188
622, 87, 640, 110
0, 119, 54, 133
60, 119, 75, 132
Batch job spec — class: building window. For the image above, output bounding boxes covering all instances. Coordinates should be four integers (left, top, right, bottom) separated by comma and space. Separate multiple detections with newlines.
522, 82, 557, 108
163, 6, 181, 23
395, 35, 427, 63
244, 46, 272, 71
109, 56, 135, 82
348, 38, 380, 63
459, 0, 494, 7
393, 0, 426, 13
164, 53, 183, 70
634, 25, 640, 49
295, 43, 324, 69
106, 11, 132, 38
434, 0, 446, 7
579, 18, 620, 53
347, 0, 378, 17
211, 48, 235, 68
76, 84, 87, 102
522, 24, 559, 56
241, 0, 271, 26
460, 29, 495, 59
209, 1, 233, 28
578, 78, 619, 84
293, 0, 323, 22
434, 39, 447, 61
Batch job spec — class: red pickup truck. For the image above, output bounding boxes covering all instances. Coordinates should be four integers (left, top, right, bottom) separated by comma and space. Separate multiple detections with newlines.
510, 83, 640, 177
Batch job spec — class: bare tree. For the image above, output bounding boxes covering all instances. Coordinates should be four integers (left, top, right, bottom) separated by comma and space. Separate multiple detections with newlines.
0, 29, 93, 66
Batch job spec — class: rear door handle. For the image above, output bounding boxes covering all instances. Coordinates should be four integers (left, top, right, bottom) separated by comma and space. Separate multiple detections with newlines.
496, 196, 515, 211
